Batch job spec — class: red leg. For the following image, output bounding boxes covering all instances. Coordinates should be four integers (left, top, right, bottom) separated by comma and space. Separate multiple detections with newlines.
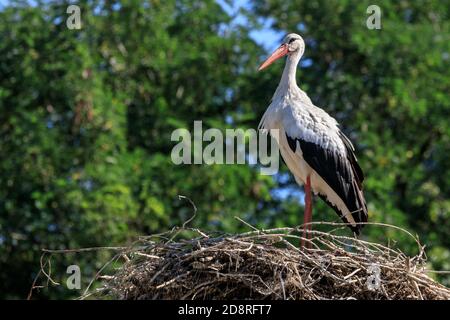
301, 176, 312, 248
306, 182, 313, 248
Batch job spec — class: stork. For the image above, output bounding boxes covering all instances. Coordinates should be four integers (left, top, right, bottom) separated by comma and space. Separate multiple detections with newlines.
258, 33, 368, 248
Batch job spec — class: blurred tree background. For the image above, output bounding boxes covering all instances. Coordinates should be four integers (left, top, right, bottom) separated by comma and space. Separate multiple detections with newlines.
0, 0, 448, 299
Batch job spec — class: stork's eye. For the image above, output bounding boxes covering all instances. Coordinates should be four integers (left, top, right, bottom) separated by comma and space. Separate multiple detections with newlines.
289, 38, 296, 44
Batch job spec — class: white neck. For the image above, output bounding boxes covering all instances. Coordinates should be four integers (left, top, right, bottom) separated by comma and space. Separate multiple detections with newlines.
273, 50, 302, 98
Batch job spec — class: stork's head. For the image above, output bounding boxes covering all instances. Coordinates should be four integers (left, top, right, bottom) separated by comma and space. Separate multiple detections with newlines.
258, 33, 305, 71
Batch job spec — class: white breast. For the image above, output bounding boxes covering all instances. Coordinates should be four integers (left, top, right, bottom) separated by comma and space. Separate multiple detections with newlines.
259, 93, 356, 226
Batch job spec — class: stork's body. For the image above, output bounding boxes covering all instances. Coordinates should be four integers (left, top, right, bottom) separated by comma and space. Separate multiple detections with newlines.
258, 34, 368, 247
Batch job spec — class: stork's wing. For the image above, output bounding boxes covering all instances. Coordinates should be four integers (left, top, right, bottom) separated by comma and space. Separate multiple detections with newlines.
338, 131, 364, 188
282, 106, 368, 234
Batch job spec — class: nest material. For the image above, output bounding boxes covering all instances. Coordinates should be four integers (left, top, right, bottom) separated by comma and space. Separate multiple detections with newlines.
96, 224, 450, 300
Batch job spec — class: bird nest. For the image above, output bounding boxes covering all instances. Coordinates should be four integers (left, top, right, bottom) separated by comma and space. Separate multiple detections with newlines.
89, 222, 450, 300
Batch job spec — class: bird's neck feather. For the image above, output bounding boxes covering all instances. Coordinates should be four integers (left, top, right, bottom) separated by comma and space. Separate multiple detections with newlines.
275, 51, 302, 98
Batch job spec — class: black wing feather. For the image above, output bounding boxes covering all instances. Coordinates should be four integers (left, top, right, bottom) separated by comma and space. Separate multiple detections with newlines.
286, 133, 368, 234
339, 131, 364, 188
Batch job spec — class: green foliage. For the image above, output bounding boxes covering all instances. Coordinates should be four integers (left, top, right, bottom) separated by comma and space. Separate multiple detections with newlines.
0, 0, 448, 298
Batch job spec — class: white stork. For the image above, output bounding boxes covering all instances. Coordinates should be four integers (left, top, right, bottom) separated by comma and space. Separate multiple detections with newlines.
258, 33, 368, 247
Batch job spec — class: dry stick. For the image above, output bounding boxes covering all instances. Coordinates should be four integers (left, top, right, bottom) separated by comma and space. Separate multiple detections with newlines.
42, 246, 128, 254
27, 252, 60, 300
167, 195, 198, 243
45, 255, 52, 287
179, 195, 198, 229
83, 253, 123, 297
234, 216, 260, 232
40, 253, 60, 286
27, 253, 48, 300
343, 268, 362, 280
155, 271, 192, 289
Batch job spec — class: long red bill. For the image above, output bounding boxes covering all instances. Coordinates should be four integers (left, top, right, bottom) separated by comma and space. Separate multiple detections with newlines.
258, 44, 289, 71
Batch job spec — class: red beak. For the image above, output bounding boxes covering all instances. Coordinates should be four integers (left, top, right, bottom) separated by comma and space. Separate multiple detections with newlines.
258, 44, 289, 71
